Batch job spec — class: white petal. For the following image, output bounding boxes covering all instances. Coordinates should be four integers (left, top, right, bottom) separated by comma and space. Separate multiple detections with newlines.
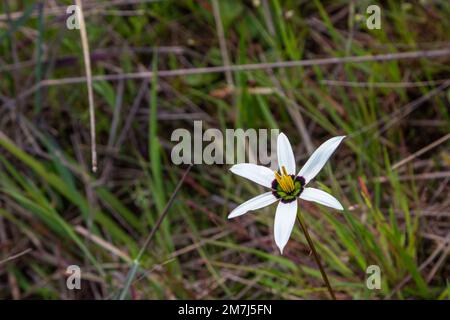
228, 192, 278, 219
274, 200, 297, 254
299, 188, 343, 210
298, 136, 345, 184
277, 133, 296, 174
230, 163, 274, 188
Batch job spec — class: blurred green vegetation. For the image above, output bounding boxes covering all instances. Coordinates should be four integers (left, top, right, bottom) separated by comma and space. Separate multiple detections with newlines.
0, 0, 449, 299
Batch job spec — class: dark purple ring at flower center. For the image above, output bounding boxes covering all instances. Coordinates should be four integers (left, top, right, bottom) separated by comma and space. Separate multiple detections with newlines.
272, 175, 306, 203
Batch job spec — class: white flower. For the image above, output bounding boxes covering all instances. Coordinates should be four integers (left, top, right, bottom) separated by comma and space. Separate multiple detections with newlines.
228, 133, 345, 254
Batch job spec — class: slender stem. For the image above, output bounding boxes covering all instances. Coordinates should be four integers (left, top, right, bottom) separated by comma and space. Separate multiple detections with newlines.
296, 207, 336, 300
75, 0, 97, 173
138, 164, 193, 260
118, 164, 193, 299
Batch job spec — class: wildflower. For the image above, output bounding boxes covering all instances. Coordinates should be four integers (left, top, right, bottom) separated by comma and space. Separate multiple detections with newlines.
228, 133, 345, 253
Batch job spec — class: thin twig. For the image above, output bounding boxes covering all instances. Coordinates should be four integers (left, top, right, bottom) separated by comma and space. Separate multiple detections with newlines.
212, 0, 233, 88
376, 171, 450, 182
3, 49, 450, 112
75, 226, 132, 263
75, 0, 97, 173
0, 0, 162, 21
22, 48, 450, 86
320, 79, 450, 88
118, 164, 193, 299
349, 80, 450, 139
375, 81, 450, 138
0, 248, 32, 266
137, 164, 193, 259
296, 208, 336, 300
392, 133, 450, 170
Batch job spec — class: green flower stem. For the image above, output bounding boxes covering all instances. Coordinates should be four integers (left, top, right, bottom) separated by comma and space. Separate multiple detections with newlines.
296, 205, 337, 300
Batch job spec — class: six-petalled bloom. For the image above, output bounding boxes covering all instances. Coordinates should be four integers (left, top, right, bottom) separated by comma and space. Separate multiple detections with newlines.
228, 133, 345, 254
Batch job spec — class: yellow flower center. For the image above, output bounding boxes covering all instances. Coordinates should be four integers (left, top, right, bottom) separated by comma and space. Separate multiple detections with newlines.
274, 166, 295, 193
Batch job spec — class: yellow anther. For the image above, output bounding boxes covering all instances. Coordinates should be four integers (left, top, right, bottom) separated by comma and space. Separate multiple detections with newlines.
274, 166, 295, 193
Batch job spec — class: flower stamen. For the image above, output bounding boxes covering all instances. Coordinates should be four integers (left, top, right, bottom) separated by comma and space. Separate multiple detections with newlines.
274, 166, 295, 193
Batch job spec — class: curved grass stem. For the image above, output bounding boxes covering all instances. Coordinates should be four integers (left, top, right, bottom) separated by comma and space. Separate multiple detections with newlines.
118, 164, 193, 299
